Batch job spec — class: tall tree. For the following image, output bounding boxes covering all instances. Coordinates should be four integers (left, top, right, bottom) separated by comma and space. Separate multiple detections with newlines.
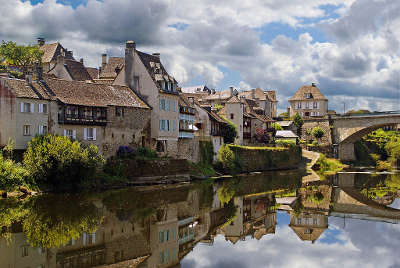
0, 41, 43, 73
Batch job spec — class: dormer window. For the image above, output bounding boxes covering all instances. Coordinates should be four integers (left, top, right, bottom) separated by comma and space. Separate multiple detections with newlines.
173, 83, 177, 92
160, 81, 166, 91
304, 93, 313, 99
167, 82, 171, 91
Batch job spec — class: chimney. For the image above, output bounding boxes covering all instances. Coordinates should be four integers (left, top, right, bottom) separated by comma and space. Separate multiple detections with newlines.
37, 37, 45, 46
152, 53, 160, 59
33, 63, 43, 81
25, 74, 32, 85
229, 86, 234, 97
251, 88, 255, 99
57, 55, 64, 65
101, 53, 107, 70
124, 40, 136, 89
80, 58, 84, 65
311, 82, 316, 87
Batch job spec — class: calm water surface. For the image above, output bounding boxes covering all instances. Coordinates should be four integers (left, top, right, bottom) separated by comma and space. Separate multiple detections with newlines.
1, 170, 400, 268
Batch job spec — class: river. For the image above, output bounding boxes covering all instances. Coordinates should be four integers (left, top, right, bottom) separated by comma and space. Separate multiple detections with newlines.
1, 169, 400, 268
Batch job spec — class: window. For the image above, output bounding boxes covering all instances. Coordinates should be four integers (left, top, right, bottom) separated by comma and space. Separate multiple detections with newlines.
20, 102, 33, 113
304, 228, 312, 234
167, 120, 170, 131
23, 125, 31, 136
64, 129, 76, 139
21, 246, 29, 257
167, 82, 171, 91
160, 119, 166, 131
304, 93, 312, 99
166, 99, 170, 111
313, 218, 318, 225
84, 128, 96, 141
230, 113, 234, 119
38, 125, 47, 135
313, 102, 318, 109
160, 99, 166, 110
115, 107, 124, 117
297, 102, 301, 109
305, 102, 309, 109
173, 83, 177, 92
38, 103, 47, 113
173, 100, 177, 112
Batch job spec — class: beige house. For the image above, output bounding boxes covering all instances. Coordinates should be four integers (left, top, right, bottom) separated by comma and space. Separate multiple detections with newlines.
289, 83, 328, 118
101, 41, 180, 156
0, 76, 151, 158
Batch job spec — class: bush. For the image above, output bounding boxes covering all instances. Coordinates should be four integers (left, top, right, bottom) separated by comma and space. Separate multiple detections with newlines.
271, 122, 283, 131
0, 153, 29, 192
312, 126, 325, 140
200, 141, 214, 165
275, 139, 296, 148
315, 153, 345, 174
221, 117, 237, 144
292, 113, 304, 136
218, 144, 235, 171
136, 147, 158, 159
23, 135, 104, 189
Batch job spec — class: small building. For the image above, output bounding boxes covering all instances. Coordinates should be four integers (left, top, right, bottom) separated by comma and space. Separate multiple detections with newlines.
277, 120, 297, 132
288, 83, 328, 118
275, 130, 298, 142
38, 38, 75, 72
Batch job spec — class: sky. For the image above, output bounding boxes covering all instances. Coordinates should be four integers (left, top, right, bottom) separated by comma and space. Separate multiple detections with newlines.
181, 211, 400, 268
1, 0, 400, 113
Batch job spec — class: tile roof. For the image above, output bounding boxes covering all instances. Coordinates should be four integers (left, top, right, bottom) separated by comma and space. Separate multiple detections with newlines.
179, 94, 195, 108
1, 78, 53, 100
226, 95, 241, 103
86, 67, 99, 80
239, 88, 267, 101
39, 43, 74, 63
204, 89, 232, 101
289, 85, 327, 101
290, 225, 327, 242
63, 59, 92, 81
42, 78, 150, 108
99, 57, 124, 78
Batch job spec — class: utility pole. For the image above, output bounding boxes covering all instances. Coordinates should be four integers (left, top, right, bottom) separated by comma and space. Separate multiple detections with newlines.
343, 102, 346, 115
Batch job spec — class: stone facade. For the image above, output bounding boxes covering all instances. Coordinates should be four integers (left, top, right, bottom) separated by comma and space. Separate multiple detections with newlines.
177, 137, 200, 163
301, 119, 332, 145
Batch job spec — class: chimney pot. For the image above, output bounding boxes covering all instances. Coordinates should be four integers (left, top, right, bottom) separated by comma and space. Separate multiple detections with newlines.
101, 54, 107, 70
37, 37, 45, 46
126, 40, 136, 49
80, 58, 84, 64
251, 88, 255, 99
229, 86, 234, 97
311, 82, 316, 87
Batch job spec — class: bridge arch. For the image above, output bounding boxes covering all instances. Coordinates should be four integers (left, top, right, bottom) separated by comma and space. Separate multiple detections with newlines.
332, 114, 400, 161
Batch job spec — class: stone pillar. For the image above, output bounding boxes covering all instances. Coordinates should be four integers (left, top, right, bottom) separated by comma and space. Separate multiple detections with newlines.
338, 142, 355, 161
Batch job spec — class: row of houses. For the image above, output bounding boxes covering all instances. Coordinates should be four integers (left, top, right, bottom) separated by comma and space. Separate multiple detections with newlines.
0, 38, 333, 160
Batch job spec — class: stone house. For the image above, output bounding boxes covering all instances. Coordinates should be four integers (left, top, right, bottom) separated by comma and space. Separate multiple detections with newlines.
47, 55, 92, 81
37, 38, 75, 72
289, 83, 328, 118
0, 76, 151, 158
105, 41, 180, 157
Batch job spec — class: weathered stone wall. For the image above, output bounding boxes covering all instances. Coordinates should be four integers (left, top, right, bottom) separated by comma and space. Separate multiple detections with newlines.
228, 145, 302, 172
301, 119, 332, 145
121, 158, 191, 178
177, 137, 200, 163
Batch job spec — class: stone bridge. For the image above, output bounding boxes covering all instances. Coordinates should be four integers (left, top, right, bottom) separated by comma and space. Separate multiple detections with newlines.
331, 173, 400, 222
331, 113, 400, 161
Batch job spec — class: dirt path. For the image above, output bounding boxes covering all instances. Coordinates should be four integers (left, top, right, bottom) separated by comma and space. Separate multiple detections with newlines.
301, 149, 321, 183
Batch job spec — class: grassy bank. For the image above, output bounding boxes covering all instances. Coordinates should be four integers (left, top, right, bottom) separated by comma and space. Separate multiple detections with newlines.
314, 153, 346, 176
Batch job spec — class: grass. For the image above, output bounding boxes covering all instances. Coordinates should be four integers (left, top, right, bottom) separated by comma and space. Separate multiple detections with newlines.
315, 153, 346, 175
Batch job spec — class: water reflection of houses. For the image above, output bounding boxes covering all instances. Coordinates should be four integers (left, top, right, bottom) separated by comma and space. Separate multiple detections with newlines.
220, 193, 277, 244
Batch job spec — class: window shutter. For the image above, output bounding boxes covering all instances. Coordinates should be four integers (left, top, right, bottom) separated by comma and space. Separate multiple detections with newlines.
72, 130, 76, 139
160, 99, 162, 110
83, 128, 88, 140
167, 120, 170, 131
63, 129, 67, 137
38, 104, 42, 113
39, 125, 43, 135
20, 102, 24, 113
30, 103, 34, 113
160, 120, 162, 130
93, 128, 97, 141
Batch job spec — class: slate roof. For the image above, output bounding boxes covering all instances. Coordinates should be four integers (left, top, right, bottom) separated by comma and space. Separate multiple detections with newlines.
275, 130, 298, 138
86, 67, 99, 80
39, 43, 74, 63
289, 85, 328, 101
62, 59, 92, 81
99, 57, 124, 78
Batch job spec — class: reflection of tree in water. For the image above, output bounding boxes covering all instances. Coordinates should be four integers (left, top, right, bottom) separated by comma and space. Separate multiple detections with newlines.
359, 173, 400, 202
218, 182, 236, 206
21, 194, 102, 248
0, 197, 30, 242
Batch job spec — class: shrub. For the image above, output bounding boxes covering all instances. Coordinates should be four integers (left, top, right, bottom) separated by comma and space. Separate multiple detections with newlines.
315, 153, 345, 174
218, 144, 235, 170
0, 153, 29, 192
271, 122, 283, 131
136, 147, 158, 159
275, 139, 296, 147
292, 113, 304, 136
312, 126, 325, 140
377, 160, 391, 171
23, 135, 104, 189
200, 141, 214, 165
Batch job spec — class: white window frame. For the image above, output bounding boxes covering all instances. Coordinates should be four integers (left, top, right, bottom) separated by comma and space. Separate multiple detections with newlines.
23, 125, 31, 136
84, 128, 96, 141
38, 125, 48, 135
38, 103, 48, 113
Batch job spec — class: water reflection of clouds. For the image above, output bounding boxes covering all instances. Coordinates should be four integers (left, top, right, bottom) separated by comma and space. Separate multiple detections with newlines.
182, 213, 400, 268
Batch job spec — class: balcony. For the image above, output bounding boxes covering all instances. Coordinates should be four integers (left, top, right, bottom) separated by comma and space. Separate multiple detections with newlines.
58, 105, 107, 126
180, 106, 195, 115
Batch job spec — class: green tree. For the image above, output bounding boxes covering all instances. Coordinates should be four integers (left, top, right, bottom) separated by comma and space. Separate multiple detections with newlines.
271, 122, 283, 131
0, 153, 29, 192
311, 126, 325, 141
0, 41, 43, 74
23, 134, 104, 189
385, 137, 400, 167
292, 113, 304, 136
218, 144, 235, 170
222, 117, 237, 144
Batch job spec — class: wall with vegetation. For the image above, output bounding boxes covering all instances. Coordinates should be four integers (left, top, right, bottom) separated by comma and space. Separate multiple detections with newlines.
227, 144, 302, 172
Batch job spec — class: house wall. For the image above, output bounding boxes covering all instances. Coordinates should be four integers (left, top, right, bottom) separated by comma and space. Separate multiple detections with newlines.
177, 137, 200, 163
301, 120, 332, 145
225, 102, 244, 145
211, 136, 224, 162
47, 62, 73, 81
289, 100, 328, 118
0, 79, 17, 148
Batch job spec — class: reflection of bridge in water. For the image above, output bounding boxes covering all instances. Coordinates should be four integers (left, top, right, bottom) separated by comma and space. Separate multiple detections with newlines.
331, 173, 400, 224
